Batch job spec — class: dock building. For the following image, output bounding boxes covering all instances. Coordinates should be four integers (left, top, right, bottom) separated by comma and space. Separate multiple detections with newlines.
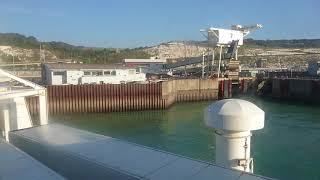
42, 63, 146, 85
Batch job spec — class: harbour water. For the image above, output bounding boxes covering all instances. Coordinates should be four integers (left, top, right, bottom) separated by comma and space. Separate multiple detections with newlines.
51, 97, 320, 180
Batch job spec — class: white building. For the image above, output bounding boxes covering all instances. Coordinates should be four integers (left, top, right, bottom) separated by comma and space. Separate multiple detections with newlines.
42, 63, 146, 85
307, 60, 320, 76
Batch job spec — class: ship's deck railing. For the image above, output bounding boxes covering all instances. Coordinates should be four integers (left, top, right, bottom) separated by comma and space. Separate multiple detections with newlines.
0, 69, 48, 141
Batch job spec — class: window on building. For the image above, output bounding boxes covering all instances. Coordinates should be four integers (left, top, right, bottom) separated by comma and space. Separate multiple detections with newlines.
84, 71, 91, 76
111, 70, 116, 76
92, 71, 98, 76
128, 69, 136, 75
104, 71, 111, 76
97, 71, 103, 76
53, 71, 65, 76
92, 71, 103, 76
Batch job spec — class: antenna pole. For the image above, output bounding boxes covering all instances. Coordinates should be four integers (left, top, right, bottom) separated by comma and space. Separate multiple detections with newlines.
212, 48, 215, 76
40, 42, 42, 62
235, 47, 238, 60
43, 45, 46, 63
12, 54, 15, 73
218, 45, 222, 78
202, 52, 205, 78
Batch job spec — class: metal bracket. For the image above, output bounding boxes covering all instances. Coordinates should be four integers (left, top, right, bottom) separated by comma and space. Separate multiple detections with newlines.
237, 158, 254, 172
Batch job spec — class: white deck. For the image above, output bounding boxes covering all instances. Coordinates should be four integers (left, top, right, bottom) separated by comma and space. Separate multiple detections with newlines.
0, 139, 65, 180
9, 124, 272, 180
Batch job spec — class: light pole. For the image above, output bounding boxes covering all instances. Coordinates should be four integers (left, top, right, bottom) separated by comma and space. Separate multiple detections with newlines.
11, 53, 15, 73
202, 52, 205, 78
218, 45, 223, 78
211, 48, 215, 76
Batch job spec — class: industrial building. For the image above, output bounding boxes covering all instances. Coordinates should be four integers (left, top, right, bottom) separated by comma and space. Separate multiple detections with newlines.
42, 63, 146, 85
307, 60, 320, 76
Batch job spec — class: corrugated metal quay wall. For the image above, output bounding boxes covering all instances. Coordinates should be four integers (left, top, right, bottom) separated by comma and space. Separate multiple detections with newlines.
161, 78, 219, 108
26, 78, 222, 116
271, 78, 320, 101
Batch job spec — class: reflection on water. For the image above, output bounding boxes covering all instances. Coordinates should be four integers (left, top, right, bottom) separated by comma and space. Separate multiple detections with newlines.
51, 102, 214, 161
51, 98, 320, 180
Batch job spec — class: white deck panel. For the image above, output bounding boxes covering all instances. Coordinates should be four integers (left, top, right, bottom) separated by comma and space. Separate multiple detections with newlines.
0, 140, 65, 180
146, 157, 209, 180
10, 124, 272, 180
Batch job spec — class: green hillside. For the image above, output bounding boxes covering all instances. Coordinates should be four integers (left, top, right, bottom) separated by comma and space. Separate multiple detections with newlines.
0, 33, 150, 63
1, 32, 320, 64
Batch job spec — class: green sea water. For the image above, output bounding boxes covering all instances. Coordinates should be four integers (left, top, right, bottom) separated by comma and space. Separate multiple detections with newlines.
51, 97, 320, 180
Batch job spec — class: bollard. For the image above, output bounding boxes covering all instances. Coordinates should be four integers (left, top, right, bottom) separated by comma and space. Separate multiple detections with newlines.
204, 99, 264, 173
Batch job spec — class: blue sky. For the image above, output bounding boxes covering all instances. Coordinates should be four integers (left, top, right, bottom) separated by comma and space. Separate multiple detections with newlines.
0, 0, 319, 48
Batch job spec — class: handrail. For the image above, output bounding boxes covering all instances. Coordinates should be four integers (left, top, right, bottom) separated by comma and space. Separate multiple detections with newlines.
0, 69, 44, 90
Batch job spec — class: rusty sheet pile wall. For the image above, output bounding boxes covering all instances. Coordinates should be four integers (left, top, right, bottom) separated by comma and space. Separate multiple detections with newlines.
27, 78, 219, 115
239, 78, 253, 94
271, 78, 320, 101
218, 79, 232, 99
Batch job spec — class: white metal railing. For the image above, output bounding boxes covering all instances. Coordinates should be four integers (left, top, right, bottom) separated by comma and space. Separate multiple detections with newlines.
0, 69, 48, 141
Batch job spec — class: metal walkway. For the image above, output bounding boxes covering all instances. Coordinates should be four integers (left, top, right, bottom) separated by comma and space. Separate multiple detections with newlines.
9, 124, 272, 180
0, 139, 65, 180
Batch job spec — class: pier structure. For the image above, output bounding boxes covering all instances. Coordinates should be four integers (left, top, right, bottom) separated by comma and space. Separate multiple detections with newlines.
255, 77, 320, 102
271, 78, 320, 101
23, 77, 253, 116
26, 78, 229, 115
1, 67, 251, 117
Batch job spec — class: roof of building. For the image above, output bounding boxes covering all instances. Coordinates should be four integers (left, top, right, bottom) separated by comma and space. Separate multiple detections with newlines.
44, 63, 135, 70
123, 59, 167, 63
